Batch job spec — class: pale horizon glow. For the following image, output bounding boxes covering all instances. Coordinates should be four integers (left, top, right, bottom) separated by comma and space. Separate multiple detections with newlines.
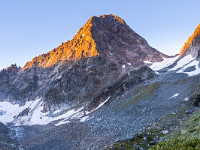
0, 0, 200, 70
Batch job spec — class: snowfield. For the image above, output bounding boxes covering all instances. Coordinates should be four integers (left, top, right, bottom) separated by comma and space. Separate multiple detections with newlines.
168, 55, 200, 76
149, 54, 200, 77
0, 99, 86, 126
0, 97, 110, 126
149, 56, 179, 71
169, 55, 194, 71
177, 59, 200, 76
0, 100, 33, 123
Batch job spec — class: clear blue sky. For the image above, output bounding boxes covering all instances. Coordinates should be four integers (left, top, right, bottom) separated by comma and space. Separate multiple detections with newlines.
0, 0, 200, 70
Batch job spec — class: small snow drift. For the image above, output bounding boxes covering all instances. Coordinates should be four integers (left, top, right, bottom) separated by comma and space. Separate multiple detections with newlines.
169, 93, 179, 99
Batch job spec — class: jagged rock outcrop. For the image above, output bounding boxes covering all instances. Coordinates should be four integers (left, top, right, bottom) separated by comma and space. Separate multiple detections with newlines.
0, 14, 166, 110
0, 64, 21, 100
180, 24, 200, 59
0, 64, 20, 78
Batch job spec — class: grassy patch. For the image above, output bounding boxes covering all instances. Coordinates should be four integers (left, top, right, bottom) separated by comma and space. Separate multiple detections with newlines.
172, 78, 190, 86
151, 135, 200, 150
191, 84, 200, 99
118, 82, 160, 110
151, 109, 200, 150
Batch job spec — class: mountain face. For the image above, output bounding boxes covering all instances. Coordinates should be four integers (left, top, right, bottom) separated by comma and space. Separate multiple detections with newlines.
23, 14, 166, 71
0, 15, 200, 150
0, 14, 166, 110
180, 24, 200, 59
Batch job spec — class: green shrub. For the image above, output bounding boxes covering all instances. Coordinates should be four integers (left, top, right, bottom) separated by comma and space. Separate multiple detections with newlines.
151, 135, 200, 150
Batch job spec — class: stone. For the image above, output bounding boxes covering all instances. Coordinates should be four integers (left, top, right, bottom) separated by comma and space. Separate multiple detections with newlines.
185, 109, 193, 114
158, 139, 164, 143
183, 66, 196, 72
181, 129, 187, 135
14, 108, 30, 119
149, 140, 156, 145
161, 130, 169, 134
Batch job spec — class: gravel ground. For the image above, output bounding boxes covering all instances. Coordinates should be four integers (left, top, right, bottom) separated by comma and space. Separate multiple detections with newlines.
7, 73, 200, 150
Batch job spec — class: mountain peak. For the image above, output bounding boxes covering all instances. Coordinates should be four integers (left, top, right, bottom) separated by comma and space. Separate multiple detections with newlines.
94, 14, 125, 24
180, 24, 200, 56
85, 14, 125, 25
22, 14, 166, 71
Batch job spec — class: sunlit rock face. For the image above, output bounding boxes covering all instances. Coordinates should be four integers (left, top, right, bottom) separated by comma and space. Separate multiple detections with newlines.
22, 16, 99, 70
180, 24, 200, 59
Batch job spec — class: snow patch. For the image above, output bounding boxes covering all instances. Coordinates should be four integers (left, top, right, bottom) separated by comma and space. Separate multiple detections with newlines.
80, 116, 89, 122
176, 59, 200, 76
122, 65, 125, 69
85, 97, 110, 115
53, 109, 62, 114
0, 99, 88, 126
144, 61, 152, 64
54, 120, 70, 126
0, 96, 111, 126
53, 108, 83, 126
169, 93, 179, 99
162, 130, 169, 134
184, 97, 189, 101
150, 56, 179, 71
93, 97, 110, 111
0, 101, 32, 124
169, 55, 193, 71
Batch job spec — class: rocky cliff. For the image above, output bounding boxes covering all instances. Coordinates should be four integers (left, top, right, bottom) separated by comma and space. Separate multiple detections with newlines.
180, 24, 200, 60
